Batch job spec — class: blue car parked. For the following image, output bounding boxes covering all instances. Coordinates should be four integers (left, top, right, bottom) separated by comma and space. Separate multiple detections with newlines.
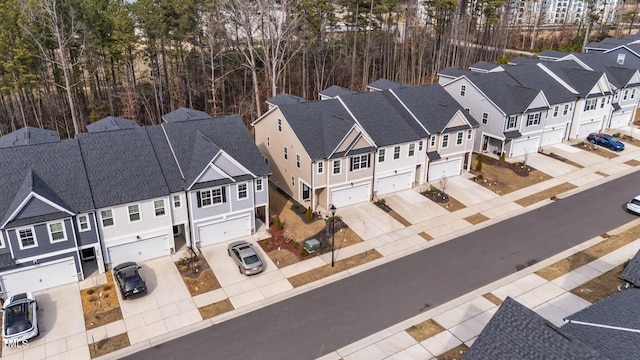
587, 133, 625, 151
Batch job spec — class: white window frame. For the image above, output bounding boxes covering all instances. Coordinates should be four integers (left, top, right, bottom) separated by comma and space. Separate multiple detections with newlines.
332, 160, 341, 175
77, 214, 91, 232
351, 154, 370, 171
467, 129, 472, 140
617, 53, 625, 64
584, 99, 597, 111
173, 194, 181, 208
317, 161, 324, 174
0, 231, 4, 249
507, 116, 517, 129
393, 146, 401, 160
553, 106, 559, 117
456, 132, 463, 145
277, 119, 282, 132
442, 134, 449, 148
301, 182, 311, 201
460, 85, 466, 96
418, 141, 423, 151
378, 149, 385, 162
101, 209, 114, 227
563, 104, 569, 115
283, 146, 288, 160
237, 183, 248, 200
128, 204, 141, 222
17, 227, 37, 250
482, 112, 488, 124
47, 221, 67, 243
430, 136, 436, 147
154, 199, 166, 217
408, 143, 415, 156
198, 188, 224, 207
526, 113, 541, 126
296, 154, 301, 168
255, 178, 264, 192
623, 90, 629, 101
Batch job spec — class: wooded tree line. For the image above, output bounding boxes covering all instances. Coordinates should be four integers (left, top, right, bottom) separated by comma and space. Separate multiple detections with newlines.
0, 0, 596, 138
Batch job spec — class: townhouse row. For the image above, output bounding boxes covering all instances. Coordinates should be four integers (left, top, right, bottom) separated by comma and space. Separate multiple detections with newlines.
0, 109, 269, 296
254, 47, 640, 211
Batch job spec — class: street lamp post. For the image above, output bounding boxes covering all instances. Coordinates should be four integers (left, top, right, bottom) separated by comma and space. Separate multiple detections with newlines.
330, 204, 336, 267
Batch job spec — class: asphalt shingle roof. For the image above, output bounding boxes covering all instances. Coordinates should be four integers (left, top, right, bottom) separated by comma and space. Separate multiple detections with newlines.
86, 116, 138, 133
277, 99, 357, 160
266, 93, 308, 106
0, 140, 94, 224
338, 90, 425, 147
146, 125, 185, 193
162, 107, 211, 123
465, 297, 606, 360
504, 64, 577, 104
543, 62, 606, 97
0, 127, 59, 148
367, 79, 405, 91
78, 128, 171, 208
392, 84, 477, 134
618, 249, 640, 287
562, 288, 640, 359
319, 85, 356, 98
463, 72, 542, 115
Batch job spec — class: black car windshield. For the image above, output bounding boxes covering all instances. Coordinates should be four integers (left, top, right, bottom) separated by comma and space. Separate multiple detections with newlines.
4, 302, 33, 336
243, 255, 260, 265
631, 198, 640, 206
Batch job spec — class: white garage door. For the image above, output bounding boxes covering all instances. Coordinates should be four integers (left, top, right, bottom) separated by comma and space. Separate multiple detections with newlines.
510, 137, 540, 157
331, 183, 370, 208
108, 234, 170, 265
1, 257, 77, 295
377, 172, 412, 195
428, 158, 462, 182
540, 128, 565, 147
610, 113, 630, 129
198, 213, 251, 247
577, 121, 601, 139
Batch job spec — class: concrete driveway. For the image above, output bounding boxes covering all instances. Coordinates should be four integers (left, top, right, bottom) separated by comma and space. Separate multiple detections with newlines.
117, 256, 200, 345
443, 175, 500, 206
544, 143, 607, 167
382, 189, 449, 224
2, 283, 89, 359
338, 202, 405, 240
521, 152, 579, 177
200, 240, 292, 309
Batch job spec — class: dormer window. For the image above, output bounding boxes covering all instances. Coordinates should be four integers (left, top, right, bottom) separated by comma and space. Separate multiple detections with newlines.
617, 53, 625, 64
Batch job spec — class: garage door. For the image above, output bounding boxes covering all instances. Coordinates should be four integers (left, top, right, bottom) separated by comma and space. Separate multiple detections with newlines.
0, 257, 77, 295
198, 213, 251, 247
577, 121, 601, 139
428, 158, 462, 182
610, 113, 630, 129
377, 172, 412, 195
331, 183, 370, 208
510, 137, 540, 157
540, 128, 565, 147
108, 234, 170, 265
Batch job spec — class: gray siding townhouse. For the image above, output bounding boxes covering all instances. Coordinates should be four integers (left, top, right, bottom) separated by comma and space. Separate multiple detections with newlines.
0, 109, 269, 296
584, 33, 640, 70
439, 70, 550, 158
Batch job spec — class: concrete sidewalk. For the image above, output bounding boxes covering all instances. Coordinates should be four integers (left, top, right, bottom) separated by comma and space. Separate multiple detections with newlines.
5, 138, 640, 360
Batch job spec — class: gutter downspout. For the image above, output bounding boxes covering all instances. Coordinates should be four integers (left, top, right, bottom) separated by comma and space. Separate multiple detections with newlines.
311, 161, 316, 212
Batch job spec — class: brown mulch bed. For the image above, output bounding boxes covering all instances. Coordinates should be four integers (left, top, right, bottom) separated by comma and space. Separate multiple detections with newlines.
470, 154, 552, 195
538, 150, 584, 168
619, 134, 640, 145
81, 272, 123, 330
374, 200, 412, 226
437, 344, 469, 360
198, 299, 235, 320
570, 264, 626, 304
288, 250, 383, 287
572, 142, 619, 158
175, 255, 221, 296
421, 186, 467, 212
88, 333, 130, 358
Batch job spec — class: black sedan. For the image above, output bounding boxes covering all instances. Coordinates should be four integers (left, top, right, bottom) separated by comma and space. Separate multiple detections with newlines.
113, 262, 147, 299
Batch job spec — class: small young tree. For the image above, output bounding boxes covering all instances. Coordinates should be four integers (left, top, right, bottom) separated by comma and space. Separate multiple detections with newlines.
499, 152, 506, 166
475, 155, 483, 172
306, 207, 313, 222
274, 216, 283, 231
439, 175, 448, 195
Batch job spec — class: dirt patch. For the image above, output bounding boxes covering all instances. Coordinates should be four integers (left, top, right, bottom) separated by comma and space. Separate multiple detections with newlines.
483, 292, 503, 306
595, 171, 609, 177
198, 299, 235, 320
388, 209, 411, 226
437, 344, 469, 360
288, 250, 383, 287
570, 265, 626, 304
464, 213, 489, 225
538, 149, 584, 168
175, 255, 221, 296
536, 224, 640, 281
619, 134, 640, 146
81, 272, 123, 330
88, 333, 130, 358
514, 183, 577, 207
471, 154, 552, 195
269, 186, 327, 241
572, 142, 619, 158
625, 159, 640, 167
406, 319, 446, 342
419, 232, 434, 241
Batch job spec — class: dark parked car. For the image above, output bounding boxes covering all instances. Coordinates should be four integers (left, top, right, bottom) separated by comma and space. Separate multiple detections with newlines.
228, 241, 264, 275
2, 292, 38, 346
587, 133, 625, 151
113, 262, 147, 299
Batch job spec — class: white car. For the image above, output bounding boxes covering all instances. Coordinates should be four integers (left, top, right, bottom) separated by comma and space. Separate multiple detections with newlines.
2, 292, 38, 346
627, 196, 640, 215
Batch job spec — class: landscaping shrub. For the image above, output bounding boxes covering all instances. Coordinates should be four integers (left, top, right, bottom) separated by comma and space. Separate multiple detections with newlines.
87, 288, 95, 295
499, 152, 506, 166
102, 284, 112, 291
274, 216, 283, 230
613, 132, 621, 138
475, 155, 483, 172
306, 207, 313, 222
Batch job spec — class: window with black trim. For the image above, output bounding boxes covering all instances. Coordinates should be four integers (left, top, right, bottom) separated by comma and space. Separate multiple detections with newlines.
460, 85, 466, 96
283, 146, 288, 160
302, 183, 311, 201
277, 119, 282, 132
507, 115, 517, 129
442, 134, 449, 148
584, 99, 597, 111
197, 187, 226, 207
350, 154, 370, 171
482, 112, 488, 124
296, 154, 301, 168
317, 162, 324, 174
332, 160, 341, 175
393, 146, 400, 159
526, 113, 541, 126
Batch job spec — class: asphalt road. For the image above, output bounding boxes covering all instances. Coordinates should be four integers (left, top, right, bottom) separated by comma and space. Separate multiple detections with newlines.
129, 171, 640, 360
